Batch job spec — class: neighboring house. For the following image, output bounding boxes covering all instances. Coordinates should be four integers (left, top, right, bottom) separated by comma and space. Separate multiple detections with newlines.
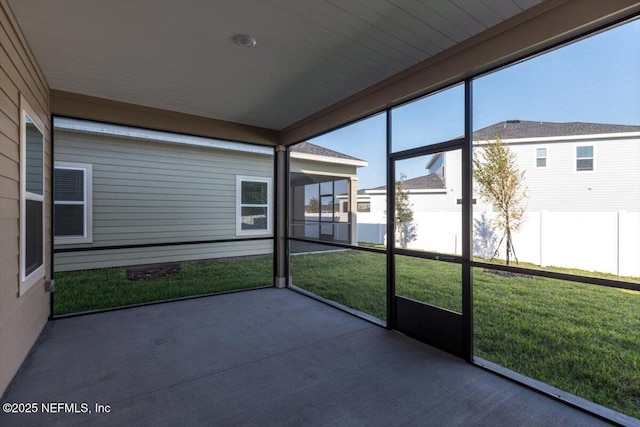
289, 142, 367, 246
53, 119, 365, 271
359, 120, 640, 277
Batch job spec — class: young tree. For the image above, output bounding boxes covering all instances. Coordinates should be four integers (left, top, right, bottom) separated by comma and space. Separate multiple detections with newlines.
473, 137, 527, 265
307, 196, 319, 213
395, 173, 417, 248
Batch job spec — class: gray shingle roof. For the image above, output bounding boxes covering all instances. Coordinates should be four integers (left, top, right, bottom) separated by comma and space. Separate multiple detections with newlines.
294, 122, 640, 164
365, 173, 445, 192
291, 141, 364, 162
473, 120, 640, 141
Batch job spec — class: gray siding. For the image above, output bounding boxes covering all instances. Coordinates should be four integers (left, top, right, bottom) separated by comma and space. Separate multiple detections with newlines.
54, 129, 274, 271
55, 240, 273, 272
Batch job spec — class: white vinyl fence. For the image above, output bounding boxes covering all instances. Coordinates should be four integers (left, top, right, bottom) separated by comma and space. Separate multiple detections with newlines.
357, 210, 640, 278
358, 223, 386, 245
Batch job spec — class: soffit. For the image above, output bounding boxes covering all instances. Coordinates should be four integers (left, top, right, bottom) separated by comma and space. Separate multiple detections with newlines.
7, 0, 541, 130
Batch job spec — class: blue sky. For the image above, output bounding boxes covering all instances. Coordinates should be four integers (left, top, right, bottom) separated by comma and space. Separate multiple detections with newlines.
309, 18, 640, 189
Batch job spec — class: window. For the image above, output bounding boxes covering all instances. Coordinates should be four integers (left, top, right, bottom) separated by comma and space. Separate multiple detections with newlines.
20, 98, 45, 295
536, 148, 547, 167
236, 176, 271, 235
54, 162, 93, 244
357, 202, 371, 212
576, 146, 594, 171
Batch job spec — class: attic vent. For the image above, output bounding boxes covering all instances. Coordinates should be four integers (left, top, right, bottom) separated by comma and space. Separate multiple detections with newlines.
506, 120, 521, 123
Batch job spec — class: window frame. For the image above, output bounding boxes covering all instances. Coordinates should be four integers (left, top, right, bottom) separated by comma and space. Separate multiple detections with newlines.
575, 144, 595, 172
19, 96, 46, 296
357, 201, 371, 213
535, 147, 548, 168
236, 175, 272, 236
54, 161, 93, 245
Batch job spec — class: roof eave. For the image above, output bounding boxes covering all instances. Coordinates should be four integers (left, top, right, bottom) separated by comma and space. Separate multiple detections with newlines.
474, 131, 640, 144
290, 151, 369, 167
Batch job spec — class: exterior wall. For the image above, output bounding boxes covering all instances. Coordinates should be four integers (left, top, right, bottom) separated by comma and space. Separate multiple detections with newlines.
0, 0, 51, 396
53, 130, 362, 272
56, 240, 273, 272
358, 195, 386, 225
364, 136, 640, 215
474, 137, 640, 212
54, 129, 274, 271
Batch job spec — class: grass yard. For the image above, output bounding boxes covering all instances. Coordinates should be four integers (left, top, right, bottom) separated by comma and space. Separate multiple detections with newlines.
290, 250, 640, 420
473, 267, 640, 419
291, 249, 388, 320
53, 255, 273, 315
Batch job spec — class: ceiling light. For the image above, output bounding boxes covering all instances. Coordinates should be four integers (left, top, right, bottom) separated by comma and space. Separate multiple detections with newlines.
233, 34, 257, 48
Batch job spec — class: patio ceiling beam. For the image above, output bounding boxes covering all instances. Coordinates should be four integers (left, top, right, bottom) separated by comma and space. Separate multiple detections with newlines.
50, 90, 280, 147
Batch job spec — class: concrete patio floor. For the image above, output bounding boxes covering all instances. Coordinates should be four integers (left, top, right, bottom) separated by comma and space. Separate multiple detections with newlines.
0, 288, 613, 426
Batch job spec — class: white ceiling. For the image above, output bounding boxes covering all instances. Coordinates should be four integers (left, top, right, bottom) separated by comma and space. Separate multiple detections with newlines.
8, 0, 542, 130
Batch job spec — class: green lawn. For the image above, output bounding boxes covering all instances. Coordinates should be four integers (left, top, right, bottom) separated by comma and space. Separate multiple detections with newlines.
290, 250, 640, 420
291, 249, 388, 319
53, 255, 273, 315
55, 250, 639, 419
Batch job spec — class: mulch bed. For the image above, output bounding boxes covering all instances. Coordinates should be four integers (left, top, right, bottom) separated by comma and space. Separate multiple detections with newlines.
486, 269, 533, 279
125, 263, 181, 281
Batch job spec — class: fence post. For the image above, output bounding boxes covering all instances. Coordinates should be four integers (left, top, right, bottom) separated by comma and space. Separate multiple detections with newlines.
617, 211, 621, 277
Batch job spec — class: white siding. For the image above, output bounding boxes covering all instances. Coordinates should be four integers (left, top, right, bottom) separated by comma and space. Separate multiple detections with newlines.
473, 137, 640, 212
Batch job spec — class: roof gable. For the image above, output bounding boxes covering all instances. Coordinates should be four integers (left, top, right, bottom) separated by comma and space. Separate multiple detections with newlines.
291, 142, 364, 162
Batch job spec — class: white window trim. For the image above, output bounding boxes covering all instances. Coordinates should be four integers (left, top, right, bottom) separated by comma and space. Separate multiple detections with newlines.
236, 175, 272, 236
575, 144, 595, 172
19, 96, 46, 296
535, 146, 548, 168
54, 162, 93, 245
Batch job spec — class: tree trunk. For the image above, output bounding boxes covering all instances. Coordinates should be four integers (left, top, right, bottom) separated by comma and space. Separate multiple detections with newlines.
505, 229, 511, 265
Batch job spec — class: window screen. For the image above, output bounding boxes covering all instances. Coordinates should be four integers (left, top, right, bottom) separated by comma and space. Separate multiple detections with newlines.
21, 113, 45, 287
25, 199, 43, 276
55, 169, 84, 201
238, 177, 271, 234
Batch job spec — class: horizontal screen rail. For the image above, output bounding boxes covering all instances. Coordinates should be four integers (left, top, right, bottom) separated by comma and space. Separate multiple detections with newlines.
394, 248, 463, 263
288, 237, 386, 254
390, 137, 466, 160
471, 260, 640, 292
